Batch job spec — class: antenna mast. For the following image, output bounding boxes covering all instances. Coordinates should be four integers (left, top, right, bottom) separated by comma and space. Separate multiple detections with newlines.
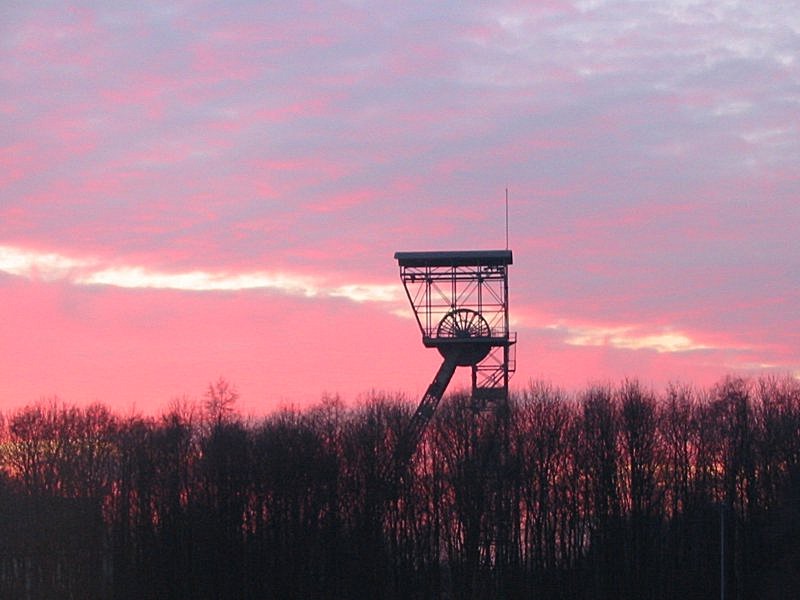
505, 188, 509, 250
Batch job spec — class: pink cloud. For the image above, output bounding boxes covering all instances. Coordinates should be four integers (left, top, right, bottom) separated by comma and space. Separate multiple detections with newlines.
10, 6, 100, 71
0, 143, 36, 186
518, 325, 769, 395
30, 110, 100, 155
253, 157, 353, 181
189, 42, 260, 81
253, 96, 335, 123
307, 189, 371, 214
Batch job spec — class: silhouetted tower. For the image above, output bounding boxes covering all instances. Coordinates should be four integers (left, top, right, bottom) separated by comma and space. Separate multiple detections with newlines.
390, 249, 516, 477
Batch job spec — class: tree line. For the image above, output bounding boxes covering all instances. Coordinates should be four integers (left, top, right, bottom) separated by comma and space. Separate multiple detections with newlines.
1, 376, 799, 599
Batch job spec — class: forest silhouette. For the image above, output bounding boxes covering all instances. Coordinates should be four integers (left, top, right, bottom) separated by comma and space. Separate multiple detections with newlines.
2, 376, 799, 599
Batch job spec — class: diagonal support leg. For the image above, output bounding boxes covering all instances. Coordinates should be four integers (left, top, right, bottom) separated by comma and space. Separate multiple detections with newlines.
387, 351, 461, 485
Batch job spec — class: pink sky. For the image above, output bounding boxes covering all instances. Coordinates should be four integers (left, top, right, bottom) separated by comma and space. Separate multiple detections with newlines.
1, 2, 798, 415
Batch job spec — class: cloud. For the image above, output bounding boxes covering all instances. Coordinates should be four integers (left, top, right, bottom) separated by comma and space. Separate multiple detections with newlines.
0, 244, 92, 280
76, 266, 320, 296
0, 244, 399, 304
328, 283, 399, 303
547, 321, 713, 354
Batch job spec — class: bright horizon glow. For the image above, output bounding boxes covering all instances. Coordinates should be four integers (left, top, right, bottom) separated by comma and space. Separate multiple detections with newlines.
1, 243, 752, 360
6, 244, 725, 357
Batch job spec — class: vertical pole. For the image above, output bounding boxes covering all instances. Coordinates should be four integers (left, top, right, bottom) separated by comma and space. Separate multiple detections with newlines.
503, 344, 509, 396
426, 266, 432, 335
505, 188, 509, 250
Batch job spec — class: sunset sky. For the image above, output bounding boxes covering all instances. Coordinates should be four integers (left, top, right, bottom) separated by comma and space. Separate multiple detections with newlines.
2, 1, 798, 415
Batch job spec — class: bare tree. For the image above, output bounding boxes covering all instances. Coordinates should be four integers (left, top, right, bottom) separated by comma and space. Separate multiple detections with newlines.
204, 377, 239, 428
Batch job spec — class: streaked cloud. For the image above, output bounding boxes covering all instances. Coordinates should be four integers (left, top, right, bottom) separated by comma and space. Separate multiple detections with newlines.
76, 266, 320, 296
0, 245, 92, 280
328, 283, 399, 303
550, 322, 712, 354
0, 245, 399, 304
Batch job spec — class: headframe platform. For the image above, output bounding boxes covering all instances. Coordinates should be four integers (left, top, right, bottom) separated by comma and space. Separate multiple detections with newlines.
394, 249, 516, 398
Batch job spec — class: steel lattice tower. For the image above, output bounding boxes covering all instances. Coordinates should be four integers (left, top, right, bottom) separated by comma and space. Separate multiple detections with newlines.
389, 249, 516, 477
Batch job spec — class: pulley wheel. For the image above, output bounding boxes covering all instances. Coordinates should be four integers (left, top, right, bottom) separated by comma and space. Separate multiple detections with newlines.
435, 309, 491, 366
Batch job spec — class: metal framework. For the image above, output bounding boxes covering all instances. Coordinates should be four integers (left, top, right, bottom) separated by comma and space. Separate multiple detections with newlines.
395, 250, 516, 400
387, 249, 516, 482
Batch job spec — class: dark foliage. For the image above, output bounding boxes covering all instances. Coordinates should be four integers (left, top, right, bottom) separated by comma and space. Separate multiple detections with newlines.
1, 377, 799, 599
